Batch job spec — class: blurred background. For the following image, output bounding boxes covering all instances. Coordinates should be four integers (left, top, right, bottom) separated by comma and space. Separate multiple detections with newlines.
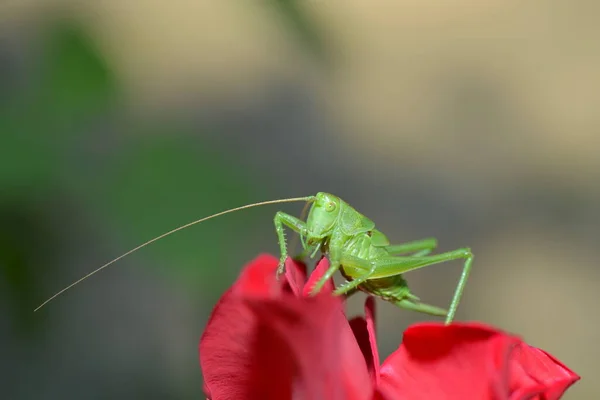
1, 0, 598, 398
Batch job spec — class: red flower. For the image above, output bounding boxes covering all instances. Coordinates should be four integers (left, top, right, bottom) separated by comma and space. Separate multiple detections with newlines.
199, 254, 579, 400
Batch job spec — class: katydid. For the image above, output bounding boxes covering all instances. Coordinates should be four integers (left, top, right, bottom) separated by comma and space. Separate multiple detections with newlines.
275, 192, 473, 324
35, 192, 473, 324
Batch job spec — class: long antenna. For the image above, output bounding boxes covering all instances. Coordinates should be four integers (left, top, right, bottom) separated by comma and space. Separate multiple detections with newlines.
35, 196, 315, 311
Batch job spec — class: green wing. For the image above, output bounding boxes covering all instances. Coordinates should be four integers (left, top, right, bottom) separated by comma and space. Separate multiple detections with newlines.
339, 201, 375, 235
370, 229, 390, 247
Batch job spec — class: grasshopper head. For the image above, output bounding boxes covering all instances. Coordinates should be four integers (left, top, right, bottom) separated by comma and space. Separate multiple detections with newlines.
306, 192, 342, 241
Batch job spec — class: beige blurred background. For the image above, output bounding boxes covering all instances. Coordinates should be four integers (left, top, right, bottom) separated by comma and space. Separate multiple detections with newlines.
1, 1, 598, 398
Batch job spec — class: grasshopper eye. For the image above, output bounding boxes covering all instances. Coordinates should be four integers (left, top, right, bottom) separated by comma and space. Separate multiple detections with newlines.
325, 201, 336, 212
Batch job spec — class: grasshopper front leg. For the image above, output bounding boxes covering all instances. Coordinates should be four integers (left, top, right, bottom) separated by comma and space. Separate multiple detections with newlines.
274, 212, 308, 276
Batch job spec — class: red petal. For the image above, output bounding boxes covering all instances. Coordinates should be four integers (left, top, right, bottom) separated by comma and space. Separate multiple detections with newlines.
284, 258, 308, 296
349, 297, 380, 387
303, 257, 335, 296
501, 343, 580, 400
365, 297, 380, 385
200, 255, 295, 398
349, 317, 372, 380
379, 322, 500, 399
232, 254, 286, 297
378, 322, 579, 400
200, 293, 296, 399
246, 294, 373, 400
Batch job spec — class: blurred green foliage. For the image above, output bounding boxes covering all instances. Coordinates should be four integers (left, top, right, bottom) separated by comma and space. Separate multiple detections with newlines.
0, 21, 113, 191
0, 18, 271, 332
269, 0, 331, 65
0, 196, 60, 337
1, 20, 116, 334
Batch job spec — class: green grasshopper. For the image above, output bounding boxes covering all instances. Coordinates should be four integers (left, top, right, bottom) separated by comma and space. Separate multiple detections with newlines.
35, 192, 473, 324
275, 192, 473, 324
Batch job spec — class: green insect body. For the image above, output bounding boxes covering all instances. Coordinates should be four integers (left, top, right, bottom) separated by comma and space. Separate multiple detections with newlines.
275, 192, 473, 324
36, 193, 473, 325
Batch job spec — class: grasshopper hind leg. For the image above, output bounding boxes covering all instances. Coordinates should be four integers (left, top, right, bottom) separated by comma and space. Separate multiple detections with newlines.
384, 238, 438, 257
367, 248, 473, 324
394, 297, 448, 317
